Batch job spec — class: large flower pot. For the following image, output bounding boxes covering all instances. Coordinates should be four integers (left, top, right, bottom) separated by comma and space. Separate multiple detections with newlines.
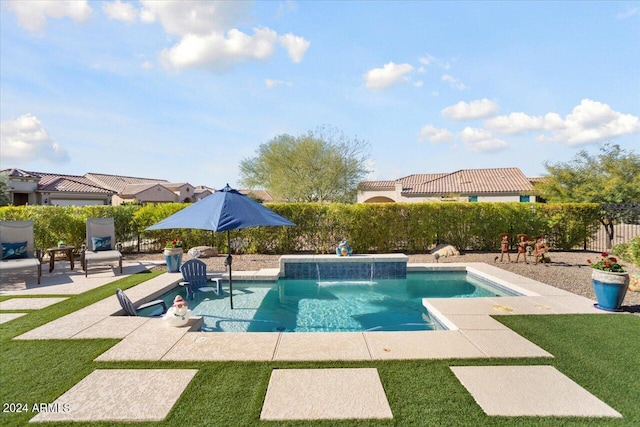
163, 248, 183, 273
591, 269, 629, 312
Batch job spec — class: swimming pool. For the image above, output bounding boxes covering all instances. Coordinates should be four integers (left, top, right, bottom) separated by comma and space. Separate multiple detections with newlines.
143, 271, 520, 332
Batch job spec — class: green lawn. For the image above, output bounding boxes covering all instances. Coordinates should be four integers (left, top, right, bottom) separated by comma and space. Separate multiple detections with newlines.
1, 273, 639, 426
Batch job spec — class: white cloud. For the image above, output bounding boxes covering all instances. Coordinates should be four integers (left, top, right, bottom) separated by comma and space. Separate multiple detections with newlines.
441, 74, 466, 90
278, 33, 310, 63
418, 125, 454, 143
162, 27, 278, 70
459, 127, 508, 152
617, 7, 638, 20
6, 0, 92, 32
364, 62, 414, 90
138, 1, 307, 70
0, 114, 70, 163
486, 99, 639, 145
419, 53, 450, 70
485, 112, 560, 134
103, 0, 137, 23
265, 79, 293, 88
442, 99, 499, 120
139, 0, 252, 36
551, 99, 640, 145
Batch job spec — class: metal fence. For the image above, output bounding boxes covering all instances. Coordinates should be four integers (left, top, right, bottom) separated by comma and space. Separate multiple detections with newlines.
585, 204, 640, 252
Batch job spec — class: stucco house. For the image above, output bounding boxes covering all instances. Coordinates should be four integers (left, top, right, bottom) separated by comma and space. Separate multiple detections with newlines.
358, 167, 539, 203
1, 169, 114, 206
1, 169, 213, 206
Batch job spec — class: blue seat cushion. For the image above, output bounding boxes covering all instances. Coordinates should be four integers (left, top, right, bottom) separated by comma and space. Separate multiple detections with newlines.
91, 236, 112, 252
2, 241, 28, 260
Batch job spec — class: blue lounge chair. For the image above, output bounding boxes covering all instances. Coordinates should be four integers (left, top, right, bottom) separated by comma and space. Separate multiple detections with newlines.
181, 258, 222, 299
116, 288, 167, 316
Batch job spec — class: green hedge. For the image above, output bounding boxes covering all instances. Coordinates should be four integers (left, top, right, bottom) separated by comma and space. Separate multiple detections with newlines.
1, 202, 602, 254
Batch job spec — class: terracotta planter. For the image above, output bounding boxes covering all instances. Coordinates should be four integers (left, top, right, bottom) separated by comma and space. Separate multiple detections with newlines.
591, 269, 629, 312
163, 248, 183, 273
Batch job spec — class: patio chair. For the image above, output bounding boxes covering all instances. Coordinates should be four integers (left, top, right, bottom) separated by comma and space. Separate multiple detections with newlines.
0, 220, 42, 284
181, 258, 222, 299
81, 218, 122, 277
116, 288, 167, 317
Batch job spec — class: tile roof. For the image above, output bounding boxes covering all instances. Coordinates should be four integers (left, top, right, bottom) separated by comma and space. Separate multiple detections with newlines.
85, 173, 168, 193
403, 168, 533, 195
0, 168, 39, 179
1, 170, 114, 194
120, 183, 161, 196
358, 180, 397, 190
360, 168, 535, 195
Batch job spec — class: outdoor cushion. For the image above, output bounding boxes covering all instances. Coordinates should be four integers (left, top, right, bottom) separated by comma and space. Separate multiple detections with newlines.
2, 241, 28, 260
91, 236, 112, 251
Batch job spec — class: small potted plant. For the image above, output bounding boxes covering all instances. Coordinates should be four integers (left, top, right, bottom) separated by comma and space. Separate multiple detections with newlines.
163, 238, 184, 273
588, 252, 629, 311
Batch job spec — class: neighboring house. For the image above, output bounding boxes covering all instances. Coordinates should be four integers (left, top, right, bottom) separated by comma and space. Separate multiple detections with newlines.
358, 168, 538, 203
1, 169, 114, 206
1, 168, 212, 206
194, 186, 214, 200
116, 183, 180, 205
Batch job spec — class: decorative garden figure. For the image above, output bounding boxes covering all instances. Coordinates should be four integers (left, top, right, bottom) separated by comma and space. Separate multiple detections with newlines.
533, 235, 549, 265
514, 234, 532, 264
336, 240, 352, 256
499, 233, 511, 263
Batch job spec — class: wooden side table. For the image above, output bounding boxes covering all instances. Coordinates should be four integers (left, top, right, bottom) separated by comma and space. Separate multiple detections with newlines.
47, 246, 75, 272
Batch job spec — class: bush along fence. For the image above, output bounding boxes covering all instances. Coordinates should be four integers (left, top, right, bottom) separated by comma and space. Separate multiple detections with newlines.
1, 202, 618, 255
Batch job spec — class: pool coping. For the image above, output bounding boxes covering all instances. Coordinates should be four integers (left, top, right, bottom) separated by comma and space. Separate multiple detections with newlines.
13, 262, 612, 361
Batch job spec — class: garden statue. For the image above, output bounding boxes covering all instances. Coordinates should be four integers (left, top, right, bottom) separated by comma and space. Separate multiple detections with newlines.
336, 240, 352, 256
533, 235, 550, 265
514, 234, 533, 264
163, 295, 192, 327
499, 233, 511, 263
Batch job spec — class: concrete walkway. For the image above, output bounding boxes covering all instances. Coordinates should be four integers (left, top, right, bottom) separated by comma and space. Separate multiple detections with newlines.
1, 260, 626, 422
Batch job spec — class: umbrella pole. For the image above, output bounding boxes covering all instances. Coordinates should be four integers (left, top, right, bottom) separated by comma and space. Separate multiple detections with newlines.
226, 230, 234, 309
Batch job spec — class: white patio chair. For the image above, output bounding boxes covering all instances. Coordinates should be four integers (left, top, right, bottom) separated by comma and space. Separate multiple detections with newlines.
0, 220, 42, 284
81, 218, 122, 277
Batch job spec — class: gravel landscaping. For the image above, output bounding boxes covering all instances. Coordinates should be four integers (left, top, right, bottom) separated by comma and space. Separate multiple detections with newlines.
130, 251, 640, 314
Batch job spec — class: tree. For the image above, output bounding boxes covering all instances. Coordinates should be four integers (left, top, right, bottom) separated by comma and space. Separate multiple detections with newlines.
535, 144, 640, 247
0, 175, 10, 206
239, 125, 371, 203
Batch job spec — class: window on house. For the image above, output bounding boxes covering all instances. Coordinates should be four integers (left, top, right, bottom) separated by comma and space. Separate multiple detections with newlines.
468, 196, 478, 202
520, 195, 530, 203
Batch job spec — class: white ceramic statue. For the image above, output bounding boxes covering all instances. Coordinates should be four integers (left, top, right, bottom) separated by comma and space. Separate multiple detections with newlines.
163, 295, 192, 327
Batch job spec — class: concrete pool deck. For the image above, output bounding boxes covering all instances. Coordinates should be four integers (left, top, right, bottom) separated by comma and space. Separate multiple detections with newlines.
2, 260, 625, 422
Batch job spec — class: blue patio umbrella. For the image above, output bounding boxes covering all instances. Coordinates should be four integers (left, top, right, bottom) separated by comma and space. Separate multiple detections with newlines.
146, 184, 295, 308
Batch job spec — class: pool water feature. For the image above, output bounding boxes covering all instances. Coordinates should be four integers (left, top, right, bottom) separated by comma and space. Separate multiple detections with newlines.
145, 271, 520, 333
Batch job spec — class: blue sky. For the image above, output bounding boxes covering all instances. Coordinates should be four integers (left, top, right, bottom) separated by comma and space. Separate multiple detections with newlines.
1, 1, 638, 189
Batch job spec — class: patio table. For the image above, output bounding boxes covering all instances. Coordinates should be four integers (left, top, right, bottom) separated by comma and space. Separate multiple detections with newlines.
47, 246, 75, 272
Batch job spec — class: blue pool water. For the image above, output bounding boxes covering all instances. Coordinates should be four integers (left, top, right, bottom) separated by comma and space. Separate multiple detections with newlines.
146, 271, 517, 332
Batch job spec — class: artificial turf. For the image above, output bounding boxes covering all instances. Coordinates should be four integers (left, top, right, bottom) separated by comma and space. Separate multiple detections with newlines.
1, 272, 638, 426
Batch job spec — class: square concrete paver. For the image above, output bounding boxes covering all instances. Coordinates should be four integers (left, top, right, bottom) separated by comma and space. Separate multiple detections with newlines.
275, 332, 371, 360
260, 368, 393, 420
163, 332, 280, 361
0, 312, 27, 323
450, 366, 622, 417
365, 331, 486, 360
0, 297, 67, 310
460, 330, 553, 358
30, 369, 198, 423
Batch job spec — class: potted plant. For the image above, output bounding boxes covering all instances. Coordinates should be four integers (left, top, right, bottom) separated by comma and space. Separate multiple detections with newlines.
163, 238, 183, 273
588, 252, 629, 311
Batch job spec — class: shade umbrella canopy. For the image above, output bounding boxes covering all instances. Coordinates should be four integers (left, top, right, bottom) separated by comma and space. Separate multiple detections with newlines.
146, 184, 295, 309
146, 185, 295, 232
